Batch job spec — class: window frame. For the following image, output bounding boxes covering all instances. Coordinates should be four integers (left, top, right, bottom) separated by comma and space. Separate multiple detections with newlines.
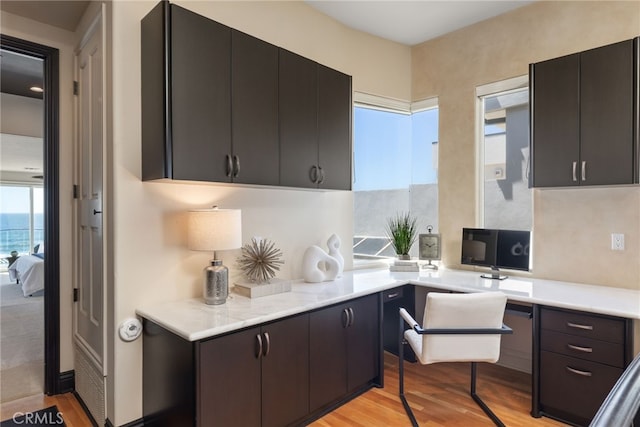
475, 75, 529, 227
352, 92, 439, 267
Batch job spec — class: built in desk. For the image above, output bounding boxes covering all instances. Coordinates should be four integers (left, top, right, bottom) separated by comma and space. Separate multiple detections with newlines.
137, 268, 640, 426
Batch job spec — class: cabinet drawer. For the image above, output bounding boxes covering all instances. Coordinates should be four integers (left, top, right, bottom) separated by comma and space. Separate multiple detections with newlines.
540, 307, 625, 343
382, 287, 404, 303
541, 329, 624, 368
540, 351, 623, 425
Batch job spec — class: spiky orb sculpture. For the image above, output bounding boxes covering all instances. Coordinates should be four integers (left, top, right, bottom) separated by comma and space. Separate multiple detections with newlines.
237, 237, 284, 283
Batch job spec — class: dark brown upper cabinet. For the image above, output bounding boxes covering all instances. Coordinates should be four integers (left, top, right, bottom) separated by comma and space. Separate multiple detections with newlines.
530, 38, 639, 188
279, 49, 353, 190
141, 2, 352, 190
231, 30, 279, 186
142, 3, 231, 182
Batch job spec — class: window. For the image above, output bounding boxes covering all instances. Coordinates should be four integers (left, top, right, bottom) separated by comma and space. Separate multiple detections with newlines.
353, 95, 439, 261
0, 185, 44, 267
477, 77, 531, 230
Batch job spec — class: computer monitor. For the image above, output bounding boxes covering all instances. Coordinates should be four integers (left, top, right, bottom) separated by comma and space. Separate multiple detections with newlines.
461, 227, 530, 279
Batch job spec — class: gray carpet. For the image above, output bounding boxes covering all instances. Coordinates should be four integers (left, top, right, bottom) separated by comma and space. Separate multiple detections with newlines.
0, 276, 44, 402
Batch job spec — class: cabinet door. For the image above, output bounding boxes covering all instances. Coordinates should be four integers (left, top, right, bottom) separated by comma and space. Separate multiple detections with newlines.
580, 39, 635, 185
198, 327, 261, 427
279, 49, 319, 188
347, 294, 380, 391
318, 64, 352, 190
309, 303, 348, 412
231, 30, 279, 185
261, 315, 310, 427
171, 5, 231, 182
531, 54, 580, 187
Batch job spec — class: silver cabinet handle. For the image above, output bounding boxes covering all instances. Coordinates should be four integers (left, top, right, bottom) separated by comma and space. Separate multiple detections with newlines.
309, 165, 318, 183
263, 332, 270, 357
317, 166, 325, 184
568, 344, 593, 353
581, 161, 586, 181
226, 155, 233, 177
567, 322, 593, 331
233, 155, 240, 178
255, 333, 263, 359
387, 292, 399, 299
348, 307, 355, 327
342, 308, 350, 328
566, 366, 592, 377
572, 161, 577, 182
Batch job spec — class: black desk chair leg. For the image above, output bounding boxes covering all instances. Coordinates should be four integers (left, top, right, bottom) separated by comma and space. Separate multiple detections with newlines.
470, 362, 506, 427
399, 316, 419, 427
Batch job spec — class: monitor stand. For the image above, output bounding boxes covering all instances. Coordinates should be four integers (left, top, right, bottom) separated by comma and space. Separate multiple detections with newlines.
480, 266, 507, 280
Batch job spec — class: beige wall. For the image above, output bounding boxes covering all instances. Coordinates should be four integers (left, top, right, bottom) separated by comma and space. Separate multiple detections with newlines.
413, 1, 640, 289
0, 11, 77, 373
109, 1, 410, 424
5, 0, 640, 424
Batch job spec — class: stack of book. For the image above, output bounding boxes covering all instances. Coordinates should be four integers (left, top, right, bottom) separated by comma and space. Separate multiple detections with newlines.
389, 259, 419, 272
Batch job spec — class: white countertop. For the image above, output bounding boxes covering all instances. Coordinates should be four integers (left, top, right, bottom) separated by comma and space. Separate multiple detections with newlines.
136, 268, 640, 341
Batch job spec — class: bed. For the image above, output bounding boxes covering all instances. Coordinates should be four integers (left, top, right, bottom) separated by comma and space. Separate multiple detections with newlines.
8, 254, 44, 296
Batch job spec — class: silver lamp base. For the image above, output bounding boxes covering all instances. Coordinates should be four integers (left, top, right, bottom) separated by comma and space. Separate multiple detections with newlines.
204, 259, 228, 305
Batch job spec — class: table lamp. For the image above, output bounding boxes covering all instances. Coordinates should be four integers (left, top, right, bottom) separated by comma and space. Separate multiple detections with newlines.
188, 207, 242, 305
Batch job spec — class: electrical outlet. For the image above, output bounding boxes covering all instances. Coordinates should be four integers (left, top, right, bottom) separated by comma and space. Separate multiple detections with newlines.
611, 233, 624, 251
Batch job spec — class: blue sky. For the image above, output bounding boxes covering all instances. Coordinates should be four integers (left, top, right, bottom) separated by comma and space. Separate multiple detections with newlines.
0, 186, 44, 214
353, 107, 438, 191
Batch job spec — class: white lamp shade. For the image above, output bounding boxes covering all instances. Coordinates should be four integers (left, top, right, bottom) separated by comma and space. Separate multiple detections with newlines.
188, 209, 242, 251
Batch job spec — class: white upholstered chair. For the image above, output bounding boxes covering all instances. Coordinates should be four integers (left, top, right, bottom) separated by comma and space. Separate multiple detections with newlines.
399, 292, 512, 427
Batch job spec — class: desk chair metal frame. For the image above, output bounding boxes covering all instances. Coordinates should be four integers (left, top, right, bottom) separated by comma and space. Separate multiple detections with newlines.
398, 292, 513, 427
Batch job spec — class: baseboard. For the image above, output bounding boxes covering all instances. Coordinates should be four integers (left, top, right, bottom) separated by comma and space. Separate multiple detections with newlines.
106, 417, 145, 427
73, 390, 98, 427
498, 347, 532, 374
58, 370, 75, 394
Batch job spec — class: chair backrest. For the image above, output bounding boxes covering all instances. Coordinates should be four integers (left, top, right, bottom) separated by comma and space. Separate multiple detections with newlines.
421, 292, 507, 364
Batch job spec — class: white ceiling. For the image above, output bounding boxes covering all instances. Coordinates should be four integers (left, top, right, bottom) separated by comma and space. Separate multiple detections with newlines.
0, 1, 90, 32
1, 1, 535, 46
305, 0, 535, 46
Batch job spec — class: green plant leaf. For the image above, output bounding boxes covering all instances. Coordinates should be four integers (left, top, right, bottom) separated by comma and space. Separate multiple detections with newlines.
385, 212, 418, 256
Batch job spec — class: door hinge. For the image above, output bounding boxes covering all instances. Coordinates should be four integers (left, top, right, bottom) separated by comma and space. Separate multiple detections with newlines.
73, 184, 79, 199
73, 81, 78, 96
73, 288, 79, 302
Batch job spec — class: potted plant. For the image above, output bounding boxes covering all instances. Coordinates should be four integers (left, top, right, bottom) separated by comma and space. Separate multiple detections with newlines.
386, 212, 418, 260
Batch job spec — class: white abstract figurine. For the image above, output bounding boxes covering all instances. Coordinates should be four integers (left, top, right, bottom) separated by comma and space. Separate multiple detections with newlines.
327, 234, 344, 278
302, 245, 340, 283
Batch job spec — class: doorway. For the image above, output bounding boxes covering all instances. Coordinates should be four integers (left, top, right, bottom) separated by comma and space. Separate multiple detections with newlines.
0, 34, 61, 397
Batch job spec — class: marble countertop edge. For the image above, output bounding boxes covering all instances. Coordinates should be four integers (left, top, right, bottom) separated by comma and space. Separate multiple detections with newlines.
136, 268, 640, 342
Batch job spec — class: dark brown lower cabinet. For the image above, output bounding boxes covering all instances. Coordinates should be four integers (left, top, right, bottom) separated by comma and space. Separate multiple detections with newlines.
199, 315, 309, 427
143, 295, 382, 426
536, 306, 633, 426
309, 294, 381, 413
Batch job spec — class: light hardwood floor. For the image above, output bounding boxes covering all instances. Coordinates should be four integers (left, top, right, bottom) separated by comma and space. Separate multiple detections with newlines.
311, 353, 568, 426
0, 353, 569, 426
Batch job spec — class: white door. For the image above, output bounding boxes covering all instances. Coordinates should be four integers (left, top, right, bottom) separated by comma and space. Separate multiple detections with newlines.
74, 8, 106, 424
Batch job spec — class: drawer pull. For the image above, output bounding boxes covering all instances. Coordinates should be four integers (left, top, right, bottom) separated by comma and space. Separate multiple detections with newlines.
566, 366, 592, 377
387, 292, 399, 299
567, 322, 593, 331
568, 344, 593, 353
